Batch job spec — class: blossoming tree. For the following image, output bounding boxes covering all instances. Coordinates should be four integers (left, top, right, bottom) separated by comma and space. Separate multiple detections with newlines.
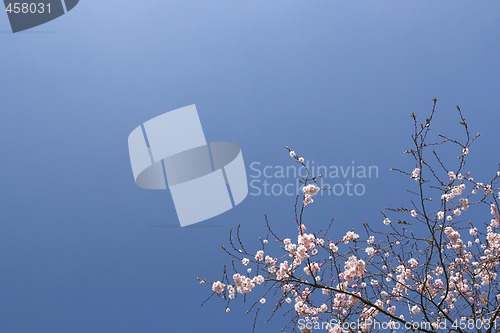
199, 100, 500, 333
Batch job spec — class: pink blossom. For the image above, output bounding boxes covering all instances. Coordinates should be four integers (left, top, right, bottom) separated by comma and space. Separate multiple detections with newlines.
342, 231, 359, 243
255, 250, 264, 261
303, 194, 314, 206
411, 168, 420, 180
408, 258, 418, 268
329, 242, 338, 253
212, 281, 225, 294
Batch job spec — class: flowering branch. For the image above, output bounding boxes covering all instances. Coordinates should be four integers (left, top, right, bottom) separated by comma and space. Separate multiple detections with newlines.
198, 99, 500, 333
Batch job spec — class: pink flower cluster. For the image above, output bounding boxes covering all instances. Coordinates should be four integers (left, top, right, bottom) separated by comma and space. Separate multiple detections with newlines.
340, 256, 366, 283
302, 184, 320, 207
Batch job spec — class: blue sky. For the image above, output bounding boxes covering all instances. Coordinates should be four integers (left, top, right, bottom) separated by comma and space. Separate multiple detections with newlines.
0, 1, 499, 332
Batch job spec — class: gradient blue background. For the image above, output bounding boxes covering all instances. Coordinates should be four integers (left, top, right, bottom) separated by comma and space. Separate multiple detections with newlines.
0, 1, 499, 332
